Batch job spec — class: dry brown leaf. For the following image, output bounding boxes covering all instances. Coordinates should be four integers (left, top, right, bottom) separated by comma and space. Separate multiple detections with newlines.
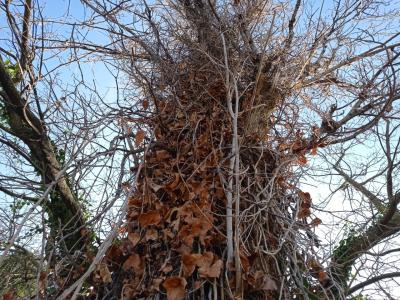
165, 173, 180, 190
175, 243, 192, 255
197, 252, 223, 278
138, 211, 162, 227
193, 280, 202, 289
148, 181, 163, 192
145, 228, 158, 241
307, 258, 322, 270
182, 253, 200, 277
276, 176, 286, 187
3, 291, 14, 300
128, 197, 142, 207
181, 252, 222, 278
121, 284, 135, 299
150, 278, 164, 291
161, 264, 174, 274
128, 232, 141, 246
38, 271, 47, 294
190, 218, 212, 245
311, 147, 318, 156
155, 150, 171, 160
122, 253, 144, 275
199, 259, 223, 278
292, 140, 304, 152
163, 277, 187, 300
142, 100, 149, 110
240, 253, 250, 273
106, 245, 124, 264
195, 251, 213, 269
299, 191, 312, 206
297, 154, 307, 165
261, 276, 278, 291
178, 226, 194, 247
310, 218, 322, 227
98, 263, 112, 283
278, 143, 290, 151
298, 207, 311, 219
318, 271, 329, 282
135, 130, 145, 146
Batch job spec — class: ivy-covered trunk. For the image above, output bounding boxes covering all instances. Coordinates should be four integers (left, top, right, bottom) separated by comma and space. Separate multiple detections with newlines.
0, 59, 90, 258
99, 19, 325, 300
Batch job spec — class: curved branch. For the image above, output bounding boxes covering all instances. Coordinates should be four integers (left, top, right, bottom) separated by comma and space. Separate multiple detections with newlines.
20, 0, 32, 71
347, 272, 400, 295
332, 164, 386, 213
0, 185, 38, 202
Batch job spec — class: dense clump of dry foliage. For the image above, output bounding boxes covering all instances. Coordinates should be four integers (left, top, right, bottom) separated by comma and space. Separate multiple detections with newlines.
90, 2, 338, 299
100, 61, 322, 299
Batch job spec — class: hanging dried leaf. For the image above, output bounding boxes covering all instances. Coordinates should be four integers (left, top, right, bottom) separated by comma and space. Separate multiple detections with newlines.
128, 232, 141, 246
121, 284, 135, 299
240, 253, 250, 273
165, 173, 180, 190
98, 263, 112, 283
3, 291, 14, 300
278, 143, 290, 151
145, 228, 159, 241
163, 277, 187, 300
38, 271, 47, 295
122, 253, 144, 275
181, 252, 223, 278
178, 226, 195, 247
190, 218, 213, 245
197, 252, 223, 278
138, 211, 162, 227
142, 100, 149, 110
298, 207, 311, 219
261, 276, 278, 291
149, 181, 163, 192
297, 154, 307, 165
155, 150, 171, 160
299, 191, 312, 208
150, 278, 164, 292
311, 147, 318, 156
200, 259, 223, 278
128, 197, 142, 207
182, 253, 200, 277
318, 271, 329, 283
106, 245, 124, 264
135, 129, 145, 146
310, 218, 322, 227
292, 139, 304, 152
307, 258, 322, 271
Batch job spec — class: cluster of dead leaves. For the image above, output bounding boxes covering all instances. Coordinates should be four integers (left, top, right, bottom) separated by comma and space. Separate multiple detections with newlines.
2, 291, 14, 300
277, 128, 326, 166
103, 100, 233, 299
95, 65, 324, 300
182, 252, 223, 278
307, 258, 331, 288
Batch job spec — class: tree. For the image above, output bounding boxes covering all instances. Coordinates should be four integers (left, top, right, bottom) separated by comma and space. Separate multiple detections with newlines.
1, 0, 400, 299
0, 0, 138, 294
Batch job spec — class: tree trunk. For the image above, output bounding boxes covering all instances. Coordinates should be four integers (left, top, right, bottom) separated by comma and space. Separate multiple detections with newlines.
0, 59, 88, 256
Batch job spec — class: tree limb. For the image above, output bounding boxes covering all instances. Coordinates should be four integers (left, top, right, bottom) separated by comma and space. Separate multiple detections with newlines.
347, 272, 400, 295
